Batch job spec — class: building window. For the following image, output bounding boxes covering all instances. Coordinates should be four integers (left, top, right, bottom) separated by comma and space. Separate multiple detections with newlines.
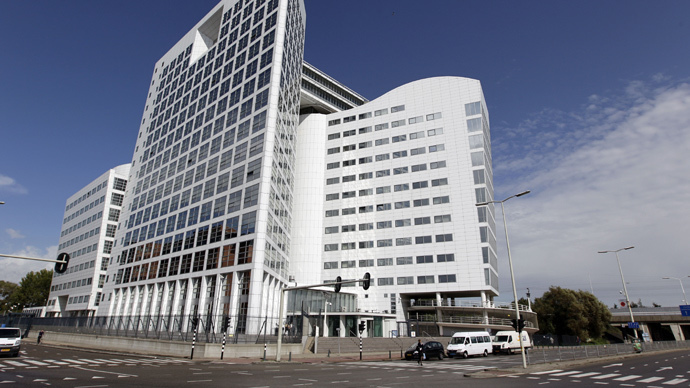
439, 274, 457, 283
418, 275, 435, 284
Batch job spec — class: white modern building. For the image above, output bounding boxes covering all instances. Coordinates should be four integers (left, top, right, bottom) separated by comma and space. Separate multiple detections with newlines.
46, 164, 130, 317
95, 0, 523, 339
294, 77, 499, 336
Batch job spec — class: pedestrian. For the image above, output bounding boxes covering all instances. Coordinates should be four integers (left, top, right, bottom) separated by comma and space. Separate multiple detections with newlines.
416, 339, 425, 366
37, 330, 44, 345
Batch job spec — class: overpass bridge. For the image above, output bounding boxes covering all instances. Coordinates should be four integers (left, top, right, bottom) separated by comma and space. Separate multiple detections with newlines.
609, 307, 690, 342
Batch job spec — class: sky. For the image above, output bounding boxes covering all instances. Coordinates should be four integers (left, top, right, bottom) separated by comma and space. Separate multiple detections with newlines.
1, 0, 690, 309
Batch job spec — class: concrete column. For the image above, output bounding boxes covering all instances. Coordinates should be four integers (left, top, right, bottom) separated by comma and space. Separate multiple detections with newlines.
669, 323, 686, 341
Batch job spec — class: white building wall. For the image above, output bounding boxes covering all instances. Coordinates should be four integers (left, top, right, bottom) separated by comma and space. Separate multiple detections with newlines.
290, 114, 328, 285
47, 163, 131, 317
313, 77, 495, 320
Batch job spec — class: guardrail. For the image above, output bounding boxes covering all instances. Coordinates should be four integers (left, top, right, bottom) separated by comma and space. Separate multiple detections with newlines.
411, 299, 532, 312
526, 340, 690, 365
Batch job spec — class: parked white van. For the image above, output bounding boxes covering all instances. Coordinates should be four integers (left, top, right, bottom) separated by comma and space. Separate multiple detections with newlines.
492, 331, 531, 354
446, 331, 492, 358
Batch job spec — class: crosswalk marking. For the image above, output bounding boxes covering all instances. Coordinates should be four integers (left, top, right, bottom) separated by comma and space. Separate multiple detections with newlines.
24, 360, 50, 366
4, 361, 28, 367
78, 358, 105, 364
571, 372, 601, 378
663, 378, 689, 385
530, 370, 563, 375
62, 359, 87, 365
614, 375, 642, 381
591, 373, 621, 379
43, 359, 69, 365
638, 376, 664, 383
551, 371, 582, 376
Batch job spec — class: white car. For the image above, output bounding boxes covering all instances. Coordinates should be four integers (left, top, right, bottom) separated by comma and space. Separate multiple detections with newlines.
0, 328, 22, 357
446, 331, 492, 358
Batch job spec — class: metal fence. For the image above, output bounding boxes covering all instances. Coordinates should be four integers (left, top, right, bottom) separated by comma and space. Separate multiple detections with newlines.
1, 313, 306, 344
526, 340, 690, 365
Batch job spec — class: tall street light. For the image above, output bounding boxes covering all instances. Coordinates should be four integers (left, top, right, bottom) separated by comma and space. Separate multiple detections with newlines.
662, 277, 688, 305
477, 189, 530, 369
598, 246, 637, 340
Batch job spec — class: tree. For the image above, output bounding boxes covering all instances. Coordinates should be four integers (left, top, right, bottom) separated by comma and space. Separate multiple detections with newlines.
533, 286, 612, 340
0, 280, 19, 314
4, 269, 53, 311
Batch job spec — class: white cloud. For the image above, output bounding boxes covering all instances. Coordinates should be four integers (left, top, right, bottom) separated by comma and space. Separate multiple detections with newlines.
0, 245, 56, 284
5, 229, 25, 239
0, 174, 27, 194
492, 81, 690, 308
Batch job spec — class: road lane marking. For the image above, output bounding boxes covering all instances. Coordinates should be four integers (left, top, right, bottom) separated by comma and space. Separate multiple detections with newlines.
4, 361, 28, 367
73, 366, 138, 377
614, 375, 642, 381
552, 371, 582, 376
571, 372, 601, 378
592, 373, 621, 379
62, 359, 88, 365
530, 370, 563, 375
637, 376, 664, 383
663, 378, 689, 385
603, 363, 623, 368
188, 380, 213, 383
44, 359, 69, 365
24, 360, 49, 366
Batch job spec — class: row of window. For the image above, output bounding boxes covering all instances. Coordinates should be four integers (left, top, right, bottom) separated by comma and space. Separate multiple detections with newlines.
134, 134, 264, 212
324, 254, 455, 269
116, 239, 254, 285
329, 106, 444, 127
324, 197, 451, 217
125, 182, 260, 247
61, 210, 104, 237
63, 196, 105, 225
123, 211, 256, 262
52, 259, 97, 279
65, 178, 115, 212
325, 214, 452, 234
51, 276, 93, 292
324, 234, 453, 251
329, 127, 444, 144
59, 226, 101, 250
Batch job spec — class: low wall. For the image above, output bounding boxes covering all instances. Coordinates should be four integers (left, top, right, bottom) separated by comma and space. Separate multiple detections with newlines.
28, 330, 304, 360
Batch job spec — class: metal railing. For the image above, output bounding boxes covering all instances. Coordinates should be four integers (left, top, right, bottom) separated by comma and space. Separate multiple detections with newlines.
526, 340, 690, 365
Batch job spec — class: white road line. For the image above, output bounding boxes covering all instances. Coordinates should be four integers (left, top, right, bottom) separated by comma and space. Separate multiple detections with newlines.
44, 359, 69, 365
614, 375, 642, 381
3, 361, 28, 367
78, 359, 105, 364
531, 370, 564, 375
571, 372, 601, 378
72, 366, 138, 377
551, 371, 583, 376
637, 376, 664, 383
24, 360, 49, 366
663, 378, 689, 385
591, 373, 621, 379
188, 380, 213, 383
62, 359, 88, 365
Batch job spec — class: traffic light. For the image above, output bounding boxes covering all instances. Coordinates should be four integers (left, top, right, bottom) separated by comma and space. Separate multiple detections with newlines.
222, 316, 231, 331
362, 272, 371, 290
511, 319, 518, 332
191, 317, 199, 330
517, 319, 525, 332
54, 253, 70, 274
358, 321, 365, 334
334, 276, 342, 293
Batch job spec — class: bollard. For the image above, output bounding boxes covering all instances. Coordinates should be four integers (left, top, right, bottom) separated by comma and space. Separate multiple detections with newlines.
328, 349, 331, 358
401, 349, 403, 359
190, 328, 197, 360
389, 350, 391, 359
221, 332, 226, 360
263, 343, 267, 361
289, 351, 292, 361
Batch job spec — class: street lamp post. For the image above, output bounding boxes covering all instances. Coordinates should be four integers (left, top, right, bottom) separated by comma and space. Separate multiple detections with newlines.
477, 189, 530, 369
598, 246, 637, 340
662, 277, 688, 305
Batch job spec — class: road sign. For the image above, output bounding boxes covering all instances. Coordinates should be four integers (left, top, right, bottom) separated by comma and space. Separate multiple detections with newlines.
628, 322, 639, 329
680, 305, 690, 317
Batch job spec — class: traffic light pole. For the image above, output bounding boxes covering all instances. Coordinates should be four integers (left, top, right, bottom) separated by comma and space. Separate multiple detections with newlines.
0, 253, 70, 273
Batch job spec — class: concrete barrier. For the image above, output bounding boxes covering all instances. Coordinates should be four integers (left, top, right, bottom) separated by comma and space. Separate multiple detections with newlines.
29, 330, 304, 360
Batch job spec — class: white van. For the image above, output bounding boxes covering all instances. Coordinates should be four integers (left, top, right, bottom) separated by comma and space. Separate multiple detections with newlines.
0, 327, 22, 357
492, 331, 531, 354
446, 331, 492, 358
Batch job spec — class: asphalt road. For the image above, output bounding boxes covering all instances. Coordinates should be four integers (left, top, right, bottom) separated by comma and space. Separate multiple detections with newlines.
2, 343, 688, 387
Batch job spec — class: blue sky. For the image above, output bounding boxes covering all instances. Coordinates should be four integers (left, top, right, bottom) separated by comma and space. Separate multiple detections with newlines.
2, 0, 690, 308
